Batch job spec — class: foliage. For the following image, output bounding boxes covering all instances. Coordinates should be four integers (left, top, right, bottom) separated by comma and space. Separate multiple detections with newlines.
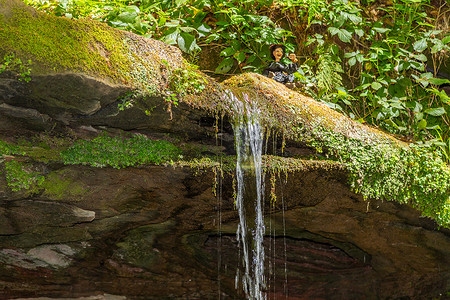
166, 61, 207, 106
309, 127, 450, 227
60, 134, 182, 168
24, 0, 294, 72
291, 0, 450, 160
3, 160, 44, 192
0, 53, 32, 82
0, 140, 24, 156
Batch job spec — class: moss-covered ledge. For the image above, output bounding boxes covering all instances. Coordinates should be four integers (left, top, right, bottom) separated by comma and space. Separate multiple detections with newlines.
0, 0, 184, 94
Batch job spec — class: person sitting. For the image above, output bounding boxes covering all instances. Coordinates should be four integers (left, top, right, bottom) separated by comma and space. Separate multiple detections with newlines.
262, 44, 299, 89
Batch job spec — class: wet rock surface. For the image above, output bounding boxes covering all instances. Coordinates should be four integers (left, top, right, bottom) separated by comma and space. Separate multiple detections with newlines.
0, 165, 448, 299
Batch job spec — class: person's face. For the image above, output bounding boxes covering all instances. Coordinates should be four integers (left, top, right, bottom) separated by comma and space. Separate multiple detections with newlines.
273, 47, 284, 61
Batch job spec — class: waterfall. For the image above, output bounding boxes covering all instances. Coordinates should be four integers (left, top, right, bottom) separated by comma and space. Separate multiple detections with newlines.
232, 92, 266, 300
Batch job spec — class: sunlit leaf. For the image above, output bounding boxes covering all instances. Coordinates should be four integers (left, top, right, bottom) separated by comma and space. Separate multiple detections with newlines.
413, 39, 427, 52
220, 47, 234, 57
425, 107, 446, 116
429, 78, 450, 85
177, 32, 200, 53
234, 51, 246, 64
371, 81, 382, 90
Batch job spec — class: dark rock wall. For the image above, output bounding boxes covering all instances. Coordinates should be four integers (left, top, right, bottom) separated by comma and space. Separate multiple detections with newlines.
0, 164, 448, 299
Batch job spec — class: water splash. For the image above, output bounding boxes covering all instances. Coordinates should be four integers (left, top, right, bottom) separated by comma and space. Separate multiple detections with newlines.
231, 92, 266, 300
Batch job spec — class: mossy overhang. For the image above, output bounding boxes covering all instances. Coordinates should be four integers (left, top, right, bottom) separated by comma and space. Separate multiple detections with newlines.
0, 0, 184, 93
220, 73, 404, 148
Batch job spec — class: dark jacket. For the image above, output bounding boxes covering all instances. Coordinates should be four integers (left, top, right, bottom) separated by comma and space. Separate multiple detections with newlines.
262, 61, 299, 83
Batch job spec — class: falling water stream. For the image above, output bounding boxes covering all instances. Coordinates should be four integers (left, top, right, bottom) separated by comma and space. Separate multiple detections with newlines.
232, 92, 266, 300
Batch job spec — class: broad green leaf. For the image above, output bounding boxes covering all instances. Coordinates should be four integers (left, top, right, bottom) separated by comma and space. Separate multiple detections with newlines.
234, 51, 246, 64
410, 61, 424, 71
177, 32, 199, 53
337, 29, 352, 43
413, 39, 427, 52
196, 24, 211, 38
442, 35, 450, 44
180, 26, 196, 33
215, 57, 234, 74
328, 27, 339, 36
414, 54, 427, 62
371, 81, 382, 90
161, 29, 179, 45
355, 29, 364, 37
373, 27, 390, 33
428, 77, 450, 85
431, 43, 443, 54
348, 57, 356, 66
425, 107, 446, 116
204, 33, 219, 43
117, 11, 138, 23
220, 47, 234, 57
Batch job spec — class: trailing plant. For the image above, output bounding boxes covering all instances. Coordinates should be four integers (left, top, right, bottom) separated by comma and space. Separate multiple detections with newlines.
3, 160, 44, 192
0, 53, 32, 82
60, 134, 182, 168
166, 61, 207, 106
308, 126, 450, 228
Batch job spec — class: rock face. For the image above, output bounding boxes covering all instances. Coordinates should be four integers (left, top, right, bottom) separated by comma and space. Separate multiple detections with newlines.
0, 165, 448, 299
0, 1, 449, 299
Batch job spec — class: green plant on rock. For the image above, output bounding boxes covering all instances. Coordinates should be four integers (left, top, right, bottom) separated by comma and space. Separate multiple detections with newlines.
0, 140, 24, 156
3, 160, 44, 192
24, 0, 295, 72
166, 61, 207, 107
0, 53, 32, 82
308, 126, 450, 228
60, 134, 182, 168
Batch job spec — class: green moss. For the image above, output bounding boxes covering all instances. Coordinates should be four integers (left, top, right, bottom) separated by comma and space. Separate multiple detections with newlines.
0, 2, 131, 81
3, 160, 43, 192
60, 134, 182, 168
41, 170, 86, 199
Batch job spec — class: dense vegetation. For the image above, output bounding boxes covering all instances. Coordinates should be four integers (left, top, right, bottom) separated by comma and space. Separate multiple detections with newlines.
24, 0, 450, 161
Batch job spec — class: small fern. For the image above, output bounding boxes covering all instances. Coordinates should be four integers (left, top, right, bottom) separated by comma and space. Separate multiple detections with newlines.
316, 52, 343, 93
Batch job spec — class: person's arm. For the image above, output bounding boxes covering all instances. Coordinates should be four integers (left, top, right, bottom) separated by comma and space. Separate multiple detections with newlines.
285, 62, 299, 74
286, 53, 299, 74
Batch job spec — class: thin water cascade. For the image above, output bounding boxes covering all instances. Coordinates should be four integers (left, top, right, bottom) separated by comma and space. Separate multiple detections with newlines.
232, 92, 266, 300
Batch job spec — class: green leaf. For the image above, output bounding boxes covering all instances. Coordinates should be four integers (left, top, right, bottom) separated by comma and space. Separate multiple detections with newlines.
355, 29, 364, 37
234, 51, 246, 64
177, 32, 199, 53
418, 119, 427, 129
196, 24, 211, 38
431, 43, 443, 54
215, 57, 234, 74
428, 78, 450, 85
371, 81, 382, 90
348, 57, 356, 67
373, 27, 390, 33
414, 54, 427, 62
413, 39, 428, 52
425, 107, 446, 116
442, 35, 450, 44
118, 11, 138, 23
220, 47, 234, 57
337, 29, 352, 43
161, 28, 179, 45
